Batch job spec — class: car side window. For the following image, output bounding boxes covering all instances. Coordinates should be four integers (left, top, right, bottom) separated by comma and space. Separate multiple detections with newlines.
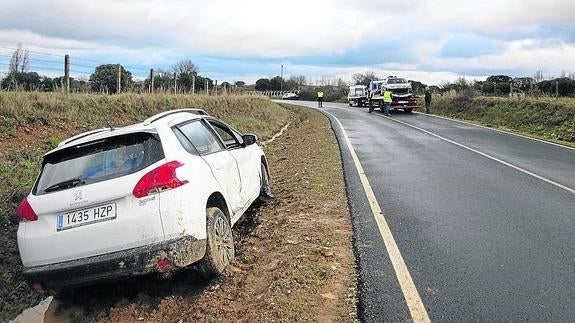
208, 121, 241, 149
177, 120, 223, 155
172, 127, 198, 155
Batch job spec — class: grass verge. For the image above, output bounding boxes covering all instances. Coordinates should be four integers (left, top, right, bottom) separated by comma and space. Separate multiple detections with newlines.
47, 103, 358, 322
424, 95, 575, 147
0, 92, 290, 321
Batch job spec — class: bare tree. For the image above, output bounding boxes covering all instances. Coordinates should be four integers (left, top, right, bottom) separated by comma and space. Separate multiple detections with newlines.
534, 70, 544, 82
9, 44, 22, 73
290, 75, 306, 87
21, 49, 29, 73
172, 59, 198, 75
352, 71, 379, 86
9, 43, 29, 73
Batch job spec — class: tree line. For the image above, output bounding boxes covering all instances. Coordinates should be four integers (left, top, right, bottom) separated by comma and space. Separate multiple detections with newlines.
0, 45, 245, 94
2, 46, 575, 97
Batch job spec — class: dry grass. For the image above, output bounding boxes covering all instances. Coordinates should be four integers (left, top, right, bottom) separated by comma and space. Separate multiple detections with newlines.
0, 92, 291, 321
0, 92, 288, 140
425, 95, 575, 146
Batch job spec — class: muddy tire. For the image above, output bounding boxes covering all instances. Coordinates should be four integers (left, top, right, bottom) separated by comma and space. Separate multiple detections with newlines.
258, 162, 275, 204
197, 207, 234, 279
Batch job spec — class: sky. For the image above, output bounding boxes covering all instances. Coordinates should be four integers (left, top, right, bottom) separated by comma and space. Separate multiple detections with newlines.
1, 0, 575, 85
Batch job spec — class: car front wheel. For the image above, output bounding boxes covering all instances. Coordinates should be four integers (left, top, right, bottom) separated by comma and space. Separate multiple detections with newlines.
197, 207, 234, 278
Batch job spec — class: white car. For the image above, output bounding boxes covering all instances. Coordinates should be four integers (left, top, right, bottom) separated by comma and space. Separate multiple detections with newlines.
16, 109, 272, 292
281, 92, 298, 100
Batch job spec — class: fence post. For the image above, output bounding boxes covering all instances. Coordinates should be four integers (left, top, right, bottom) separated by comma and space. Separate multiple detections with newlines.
192, 75, 195, 95
116, 64, 121, 94
149, 69, 154, 93
555, 80, 559, 98
174, 73, 177, 94
205, 79, 209, 95
215, 80, 218, 97
64, 54, 70, 95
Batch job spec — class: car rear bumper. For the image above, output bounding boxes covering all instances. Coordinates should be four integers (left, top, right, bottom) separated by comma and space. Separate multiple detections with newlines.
23, 236, 206, 290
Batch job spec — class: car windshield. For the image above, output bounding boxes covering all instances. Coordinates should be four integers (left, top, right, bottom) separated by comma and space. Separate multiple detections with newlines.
386, 78, 407, 84
352, 88, 365, 95
33, 132, 164, 195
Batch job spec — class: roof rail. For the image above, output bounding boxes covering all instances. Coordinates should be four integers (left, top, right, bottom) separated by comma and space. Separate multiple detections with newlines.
57, 128, 110, 147
144, 108, 209, 124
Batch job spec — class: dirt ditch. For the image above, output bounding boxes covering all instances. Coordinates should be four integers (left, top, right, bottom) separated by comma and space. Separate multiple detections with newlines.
2, 104, 358, 322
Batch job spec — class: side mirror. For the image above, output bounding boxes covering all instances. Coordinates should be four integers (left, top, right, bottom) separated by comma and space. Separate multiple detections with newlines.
242, 134, 257, 146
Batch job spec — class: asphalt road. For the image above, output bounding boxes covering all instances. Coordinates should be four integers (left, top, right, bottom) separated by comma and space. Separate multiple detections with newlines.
284, 101, 575, 322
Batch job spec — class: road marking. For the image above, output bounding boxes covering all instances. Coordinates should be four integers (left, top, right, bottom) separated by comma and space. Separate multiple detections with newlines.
414, 111, 575, 151
322, 109, 431, 323
376, 113, 575, 195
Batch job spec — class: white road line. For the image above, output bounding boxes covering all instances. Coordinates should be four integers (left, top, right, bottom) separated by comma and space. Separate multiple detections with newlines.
323, 110, 431, 323
376, 114, 575, 195
414, 111, 575, 151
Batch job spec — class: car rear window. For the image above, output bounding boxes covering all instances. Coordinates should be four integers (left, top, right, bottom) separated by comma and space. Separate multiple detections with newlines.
33, 132, 164, 195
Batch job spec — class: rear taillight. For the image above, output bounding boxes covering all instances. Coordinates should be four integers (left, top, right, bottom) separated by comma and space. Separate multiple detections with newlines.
133, 161, 189, 198
17, 197, 38, 222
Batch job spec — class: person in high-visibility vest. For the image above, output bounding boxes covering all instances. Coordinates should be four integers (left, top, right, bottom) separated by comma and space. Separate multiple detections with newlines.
317, 90, 324, 108
382, 88, 393, 115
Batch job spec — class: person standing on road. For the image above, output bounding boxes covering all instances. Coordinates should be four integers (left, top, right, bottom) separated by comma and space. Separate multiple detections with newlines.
317, 90, 324, 108
382, 88, 392, 115
368, 88, 374, 113
424, 88, 432, 114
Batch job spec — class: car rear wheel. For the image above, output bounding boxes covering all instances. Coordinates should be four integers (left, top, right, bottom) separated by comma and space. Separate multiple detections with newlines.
197, 207, 234, 279
404, 108, 413, 113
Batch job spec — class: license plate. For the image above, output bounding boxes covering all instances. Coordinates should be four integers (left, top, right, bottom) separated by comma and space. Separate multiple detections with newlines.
57, 203, 117, 231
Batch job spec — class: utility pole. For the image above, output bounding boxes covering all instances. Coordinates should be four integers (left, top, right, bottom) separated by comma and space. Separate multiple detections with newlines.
149, 69, 154, 93
280, 64, 284, 93
205, 79, 209, 95
174, 73, 177, 94
116, 64, 121, 94
64, 54, 70, 95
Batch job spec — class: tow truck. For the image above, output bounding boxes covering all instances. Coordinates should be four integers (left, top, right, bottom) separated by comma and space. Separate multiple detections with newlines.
347, 85, 368, 107
368, 76, 419, 113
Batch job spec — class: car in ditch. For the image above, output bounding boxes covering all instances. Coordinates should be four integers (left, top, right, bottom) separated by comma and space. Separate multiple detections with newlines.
16, 108, 273, 293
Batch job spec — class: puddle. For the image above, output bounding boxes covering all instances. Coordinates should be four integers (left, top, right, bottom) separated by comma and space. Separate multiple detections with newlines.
10, 297, 53, 323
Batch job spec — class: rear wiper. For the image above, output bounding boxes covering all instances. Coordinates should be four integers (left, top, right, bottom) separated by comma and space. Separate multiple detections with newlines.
44, 178, 86, 193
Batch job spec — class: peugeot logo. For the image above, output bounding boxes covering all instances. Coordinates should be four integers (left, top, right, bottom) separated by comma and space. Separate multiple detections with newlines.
74, 190, 83, 201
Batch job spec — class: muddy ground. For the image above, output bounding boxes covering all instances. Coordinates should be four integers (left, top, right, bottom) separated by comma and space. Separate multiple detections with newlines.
2, 104, 358, 322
